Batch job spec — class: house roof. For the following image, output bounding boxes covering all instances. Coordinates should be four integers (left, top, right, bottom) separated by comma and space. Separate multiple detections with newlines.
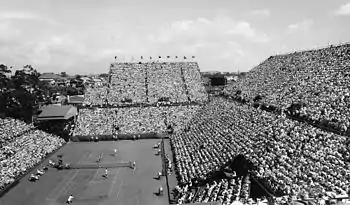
37, 105, 77, 120
39, 73, 66, 80
68, 95, 84, 104
184, 203, 222, 205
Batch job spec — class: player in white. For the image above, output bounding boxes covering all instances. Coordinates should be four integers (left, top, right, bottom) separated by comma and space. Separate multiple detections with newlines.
132, 161, 136, 170
114, 148, 117, 156
103, 168, 108, 178
66, 194, 74, 204
158, 186, 163, 195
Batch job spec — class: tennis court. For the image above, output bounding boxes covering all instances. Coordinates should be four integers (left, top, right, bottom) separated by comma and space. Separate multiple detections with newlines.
0, 140, 168, 205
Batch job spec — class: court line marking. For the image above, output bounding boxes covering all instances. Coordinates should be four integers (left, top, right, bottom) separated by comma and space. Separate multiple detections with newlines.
46, 170, 79, 201
59, 181, 76, 197
115, 178, 124, 201
77, 151, 92, 165
107, 168, 121, 197
90, 168, 101, 183
46, 181, 75, 202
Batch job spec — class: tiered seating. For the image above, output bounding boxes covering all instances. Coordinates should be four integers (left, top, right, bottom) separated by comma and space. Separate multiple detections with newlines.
88, 61, 208, 106
109, 63, 147, 104
176, 177, 250, 205
170, 97, 350, 203
183, 62, 208, 102
0, 126, 65, 191
83, 87, 108, 106
225, 44, 350, 133
73, 106, 201, 136
73, 108, 115, 136
0, 118, 34, 147
147, 63, 188, 103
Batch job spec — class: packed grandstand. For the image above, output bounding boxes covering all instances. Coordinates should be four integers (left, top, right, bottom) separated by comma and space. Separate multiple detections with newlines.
1, 46, 350, 205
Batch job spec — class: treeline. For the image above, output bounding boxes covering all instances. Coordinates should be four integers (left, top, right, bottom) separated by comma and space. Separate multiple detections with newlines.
0, 64, 84, 122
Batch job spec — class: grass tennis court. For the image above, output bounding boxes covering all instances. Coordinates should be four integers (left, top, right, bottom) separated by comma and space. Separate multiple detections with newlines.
0, 140, 168, 205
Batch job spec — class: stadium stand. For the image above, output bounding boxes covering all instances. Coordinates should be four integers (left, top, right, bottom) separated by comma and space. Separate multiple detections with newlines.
224, 44, 350, 135
74, 61, 208, 138
105, 61, 207, 106
170, 97, 350, 204
84, 86, 108, 106
73, 105, 201, 137
2, 47, 350, 205
0, 118, 65, 192
0, 118, 35, 147
109, 63, 147, 105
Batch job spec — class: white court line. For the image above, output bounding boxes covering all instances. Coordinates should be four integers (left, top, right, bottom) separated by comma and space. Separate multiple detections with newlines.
107, 168, 121, 197
90, 168, 101, 183
46, 150, 93, 201
46, 170, 79, 201
46, 182, 75, 202
77, 151, 92, 165
115, 178, 124, 201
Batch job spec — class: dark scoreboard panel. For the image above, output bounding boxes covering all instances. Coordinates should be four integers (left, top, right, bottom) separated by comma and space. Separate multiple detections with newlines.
210, 76, 227, 86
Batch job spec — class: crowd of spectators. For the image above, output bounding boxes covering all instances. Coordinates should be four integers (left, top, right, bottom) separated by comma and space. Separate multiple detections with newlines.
109, 63, 147, 104
73, 108, 115, 136
175, 176, 252, 205
73, 105, 201, 136
0, 118, 34, 146
0, 120, 65, 191
83, 86, 108, 106
170, 97, 350, 204
224, 44, 350, 133
83, 62, 207, 106
183, 62, 208, 103
147, 63, 188, 103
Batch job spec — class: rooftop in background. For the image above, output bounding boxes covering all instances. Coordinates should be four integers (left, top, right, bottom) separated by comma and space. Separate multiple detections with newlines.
39, 73, 67, 80
68, 95, 84, 104
37, 105, 77, 120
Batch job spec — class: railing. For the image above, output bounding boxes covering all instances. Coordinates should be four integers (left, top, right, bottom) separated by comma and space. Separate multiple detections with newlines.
160, 134, 172, 204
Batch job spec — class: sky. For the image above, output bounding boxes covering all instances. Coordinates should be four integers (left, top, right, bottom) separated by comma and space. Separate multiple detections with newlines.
0, 0, 350, 74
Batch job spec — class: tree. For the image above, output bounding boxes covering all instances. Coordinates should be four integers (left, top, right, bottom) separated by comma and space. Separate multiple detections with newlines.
60, 72, 67, 77
4, 65, 45, 121
0, 64, 11, 91
99, 73, 109, 79
0, 64, 12, 114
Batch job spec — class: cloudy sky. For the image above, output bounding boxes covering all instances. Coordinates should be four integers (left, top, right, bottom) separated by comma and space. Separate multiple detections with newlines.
0, 0, 350, 74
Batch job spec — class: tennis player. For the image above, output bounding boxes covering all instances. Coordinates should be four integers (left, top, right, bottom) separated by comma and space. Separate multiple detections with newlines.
66, 194, 74, 204
104, 168, 108, 178
159, 186, 163, 195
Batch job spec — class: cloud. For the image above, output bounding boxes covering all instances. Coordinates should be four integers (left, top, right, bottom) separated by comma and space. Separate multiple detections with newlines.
0, 12, 269, 73
0, 10, 59, 26
0, 21, 21, 40
287, 19, 314, 32
0, 11, 40, 20
335, 2, 350, 16
251, 9, 270, 17
151, 16, 270, 45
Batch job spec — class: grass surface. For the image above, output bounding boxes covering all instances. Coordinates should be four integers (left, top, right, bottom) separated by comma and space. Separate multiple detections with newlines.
0, 140, 169, 205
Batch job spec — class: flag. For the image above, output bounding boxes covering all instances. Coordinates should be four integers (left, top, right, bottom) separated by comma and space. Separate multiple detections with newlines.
150, 56, 152, 60
141, 56, 143, 60
184, 56, 187, 59
115, 56, 117, 59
